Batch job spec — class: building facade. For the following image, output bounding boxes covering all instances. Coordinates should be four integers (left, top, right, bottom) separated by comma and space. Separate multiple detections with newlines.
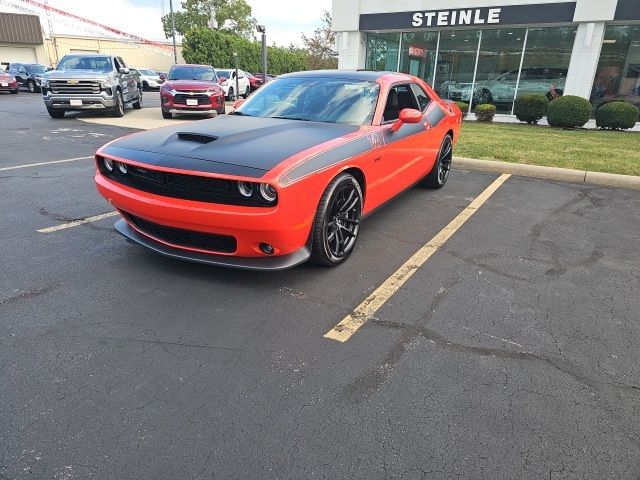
332, 0, 640, 115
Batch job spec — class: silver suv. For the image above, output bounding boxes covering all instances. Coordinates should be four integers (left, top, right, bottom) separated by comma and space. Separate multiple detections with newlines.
41, 54, 142, 118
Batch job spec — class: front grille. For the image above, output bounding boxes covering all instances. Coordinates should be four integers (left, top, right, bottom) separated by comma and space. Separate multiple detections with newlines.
97, 157, 275, 207
173, 93, 210, 106
50, 80, 101, 94
124, 212, 237, 253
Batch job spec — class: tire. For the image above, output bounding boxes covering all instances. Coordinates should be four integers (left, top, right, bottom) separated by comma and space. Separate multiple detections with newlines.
27, 80, 36, 93
244, 86, 250, 98
132, 88, 143, 109
474, 88, 493, 106
10, 89, 18, 94
161, 109, 172, 119
227, 87, 235, 101
46, 106, 65, 118
310, 173, 363, 266
111, 91, 124, 117
142, 81, 149, 91
421, 134, 453, 189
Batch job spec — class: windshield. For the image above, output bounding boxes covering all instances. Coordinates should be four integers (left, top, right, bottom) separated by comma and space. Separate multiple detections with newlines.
169, 66, 216, 82
140, 69, 156, 76
235, 77, 380, 126
26, 65, 46, 75
57, 56, 112, 72
216, 70, 231, 78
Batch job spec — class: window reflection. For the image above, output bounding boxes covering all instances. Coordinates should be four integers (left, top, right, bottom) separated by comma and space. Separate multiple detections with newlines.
365, 33, 401, 71
434, 30, 481, 103
399, 32, 438, 84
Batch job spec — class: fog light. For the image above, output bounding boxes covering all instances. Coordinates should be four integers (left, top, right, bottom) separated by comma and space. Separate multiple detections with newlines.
259, 243, 274, 255
117, 162, 128, 174
103, 157, 114, 172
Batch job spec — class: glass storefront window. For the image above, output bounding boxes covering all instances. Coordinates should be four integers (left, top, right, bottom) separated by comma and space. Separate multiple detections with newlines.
365, 32, 401, 71
472, 28, 526, 113
433, 29, 481, 105
591, 25, 640, 110
398, 31, 438, 85
516, 26, 577, 102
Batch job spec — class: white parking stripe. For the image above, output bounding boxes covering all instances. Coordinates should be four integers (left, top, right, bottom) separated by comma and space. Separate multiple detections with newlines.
37, 211, 118, 233
324, 173, 512, 343
0, 156, 93, 172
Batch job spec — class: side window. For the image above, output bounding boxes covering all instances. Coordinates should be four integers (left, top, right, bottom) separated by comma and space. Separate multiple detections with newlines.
117, 57, 127, 69
410, 84, 431, 112
113, 57, 121, 70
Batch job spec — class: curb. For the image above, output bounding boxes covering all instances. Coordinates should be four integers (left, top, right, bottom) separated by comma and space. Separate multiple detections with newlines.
454, 157, 640, 190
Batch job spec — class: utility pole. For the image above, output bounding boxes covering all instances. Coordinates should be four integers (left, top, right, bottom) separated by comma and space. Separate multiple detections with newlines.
233, 52, 239, 101
169, 0, 178, 64
256, 25, 267, 83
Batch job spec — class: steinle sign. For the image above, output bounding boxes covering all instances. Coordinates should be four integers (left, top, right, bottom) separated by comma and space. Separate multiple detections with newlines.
412, 8, 502, 27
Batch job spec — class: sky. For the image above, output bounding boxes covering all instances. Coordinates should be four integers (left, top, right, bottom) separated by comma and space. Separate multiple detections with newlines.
4, 0, 332, 46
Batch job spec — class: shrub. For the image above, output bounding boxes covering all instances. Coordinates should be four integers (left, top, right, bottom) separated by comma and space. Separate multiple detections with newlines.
596, 101, 639, 130
514, 93, 548, 124
454, 101, 469, 119
475, 103, 496, 122
547, 95, 592, 128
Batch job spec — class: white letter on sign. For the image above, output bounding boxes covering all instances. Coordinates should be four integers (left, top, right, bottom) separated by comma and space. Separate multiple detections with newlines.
437, 11, 449, 26
487, 8, 501, 23
458, 10, 472, 25
424, 11, 436, 26
474, 9, 485, 24
412, 12, 423, 27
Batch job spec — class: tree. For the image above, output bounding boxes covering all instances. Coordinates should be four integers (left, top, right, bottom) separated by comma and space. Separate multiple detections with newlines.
301, 10, 338, 70
162, 0, 256, 40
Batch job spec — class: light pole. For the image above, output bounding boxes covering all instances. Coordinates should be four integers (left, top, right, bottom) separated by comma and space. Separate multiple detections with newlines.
232, 52, 239, 101
169, 0, 178, 64
256, 25, 267, 84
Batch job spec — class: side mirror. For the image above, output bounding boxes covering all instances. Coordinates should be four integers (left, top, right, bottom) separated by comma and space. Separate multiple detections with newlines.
118, 67, 130, 74
391, 108, 423, 132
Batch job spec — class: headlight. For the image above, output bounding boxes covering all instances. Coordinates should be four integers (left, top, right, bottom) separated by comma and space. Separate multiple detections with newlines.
259, 184, 277, 203
116, 162, 128, 174
102, 157, 114, 172
237, 181, 254, 197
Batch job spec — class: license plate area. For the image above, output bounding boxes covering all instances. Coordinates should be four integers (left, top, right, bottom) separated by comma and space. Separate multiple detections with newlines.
70, 99, 83, 106
186, 99, 198, 106
1, 82, 8, 87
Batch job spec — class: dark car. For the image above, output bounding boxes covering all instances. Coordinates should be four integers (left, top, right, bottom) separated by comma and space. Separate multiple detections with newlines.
160, 64, 225, 119
95, 70, 462, 270
8, 63, 47, 93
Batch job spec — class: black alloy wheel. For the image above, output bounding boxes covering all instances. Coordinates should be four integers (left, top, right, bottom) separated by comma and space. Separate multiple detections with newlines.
27, 80, 36, 93
111, 91, 125, 117
311, 173, 363, 266
421, 134, 453, 189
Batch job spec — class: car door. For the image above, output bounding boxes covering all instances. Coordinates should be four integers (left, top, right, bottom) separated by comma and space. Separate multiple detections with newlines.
237, 70, 249, 95
367, 83, 443, 209
115, 56, 136, 101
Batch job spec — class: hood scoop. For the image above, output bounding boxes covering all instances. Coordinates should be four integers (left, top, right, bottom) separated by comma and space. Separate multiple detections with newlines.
177, 132, 218, 144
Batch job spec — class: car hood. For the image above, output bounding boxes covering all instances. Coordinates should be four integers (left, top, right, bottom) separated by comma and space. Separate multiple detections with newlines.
101, 115, 360, 178
45, 70, 112, 80
165, 80, 217, 90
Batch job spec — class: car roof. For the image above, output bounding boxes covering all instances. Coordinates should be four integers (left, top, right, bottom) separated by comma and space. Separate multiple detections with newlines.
278, 70, 401, 81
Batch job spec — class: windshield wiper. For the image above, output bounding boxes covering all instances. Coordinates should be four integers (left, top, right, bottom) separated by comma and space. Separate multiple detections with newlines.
270, 116, 312, 122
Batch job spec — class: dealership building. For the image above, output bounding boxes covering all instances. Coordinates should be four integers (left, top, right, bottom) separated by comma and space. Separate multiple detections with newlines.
332, 0, 640, 115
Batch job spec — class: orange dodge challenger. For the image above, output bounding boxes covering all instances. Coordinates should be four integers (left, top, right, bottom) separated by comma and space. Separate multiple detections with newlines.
95, 70, 462, 270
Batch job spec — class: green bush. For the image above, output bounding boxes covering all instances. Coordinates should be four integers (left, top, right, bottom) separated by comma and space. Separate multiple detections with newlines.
454, 101, 469, 119
514, 93, 548, 124
547, 95, 592, 128
475, 103, 496, 122
596, 101, 639, 130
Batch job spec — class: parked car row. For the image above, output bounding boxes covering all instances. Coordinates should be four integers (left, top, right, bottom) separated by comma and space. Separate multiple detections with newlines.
2, 53, 272, 121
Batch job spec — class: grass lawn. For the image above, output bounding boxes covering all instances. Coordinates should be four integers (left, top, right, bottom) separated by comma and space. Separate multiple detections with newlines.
456, 121, 640, 176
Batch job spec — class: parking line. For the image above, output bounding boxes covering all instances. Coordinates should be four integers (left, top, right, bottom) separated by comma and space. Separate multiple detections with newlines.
37, 211, 118, 233
0, 156, 93, 172
324, 173, 512, 343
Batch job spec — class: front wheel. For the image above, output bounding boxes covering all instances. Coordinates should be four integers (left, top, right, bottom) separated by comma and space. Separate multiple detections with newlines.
161, 109, 172, 119
421, 134, 453, 189
27, 80, 36, 93
46, 107, 65, 118
310, 173, 363, 266
111, 91, 125, 117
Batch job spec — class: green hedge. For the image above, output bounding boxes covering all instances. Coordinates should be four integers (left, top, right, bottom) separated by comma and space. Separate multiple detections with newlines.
596, 101, 639, 130
514, 93, 548, 124
547, 95, 592, 128
455, 101, 469, 119
475, 103, 496, 122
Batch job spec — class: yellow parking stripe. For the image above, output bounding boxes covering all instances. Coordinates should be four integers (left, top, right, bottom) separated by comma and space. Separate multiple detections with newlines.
324, 173, 511, 343
37, 211, 118, 233
0, 156, 93, 172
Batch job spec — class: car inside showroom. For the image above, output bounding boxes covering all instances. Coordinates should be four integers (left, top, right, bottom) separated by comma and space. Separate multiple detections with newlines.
332, 0, 640, 116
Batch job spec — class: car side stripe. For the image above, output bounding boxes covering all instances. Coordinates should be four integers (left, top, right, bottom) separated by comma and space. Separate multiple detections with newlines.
426, 104, 446, 128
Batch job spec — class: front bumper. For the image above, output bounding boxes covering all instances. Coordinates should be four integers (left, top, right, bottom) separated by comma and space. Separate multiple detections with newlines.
115, 219, 310, 271
166, 108, 222, 115
43, 93, 116, 109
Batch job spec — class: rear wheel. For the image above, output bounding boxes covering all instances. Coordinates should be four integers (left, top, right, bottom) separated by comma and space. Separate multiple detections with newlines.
421, 134, 453, 189
310, 173, 363, 266
244, 86, 250, 98
111, 91, 124, 117
46, 107, 65, 118
227, 87, 235, 101
27, 80, 36, 93
142, 81, 149, 91
132, 88, 143, 109
161, 109, 172, 119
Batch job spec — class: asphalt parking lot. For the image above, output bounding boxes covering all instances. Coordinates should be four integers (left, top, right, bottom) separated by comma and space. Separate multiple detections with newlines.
2, 91, 640, 480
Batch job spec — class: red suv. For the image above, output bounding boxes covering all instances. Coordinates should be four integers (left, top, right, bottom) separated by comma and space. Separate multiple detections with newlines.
160, 64, 225, 119
0, 71, 18, 94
